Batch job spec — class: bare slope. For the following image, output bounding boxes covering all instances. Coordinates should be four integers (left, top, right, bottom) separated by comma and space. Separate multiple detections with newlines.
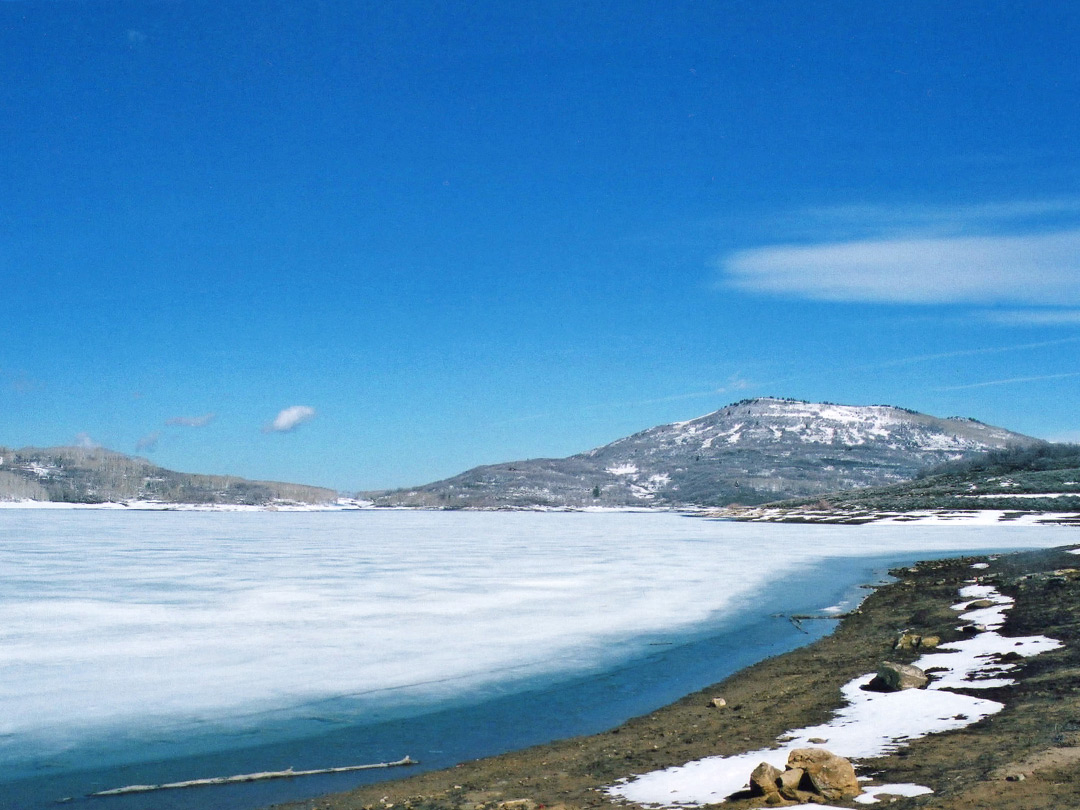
0, 446, 337, 505
371, 398, 1038, 508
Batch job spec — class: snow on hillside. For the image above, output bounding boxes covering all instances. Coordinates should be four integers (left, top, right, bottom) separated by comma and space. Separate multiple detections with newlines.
372, 399, 1039, 509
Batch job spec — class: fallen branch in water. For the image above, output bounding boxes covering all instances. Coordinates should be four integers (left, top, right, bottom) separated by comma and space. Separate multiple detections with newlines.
87, 755, 417, 797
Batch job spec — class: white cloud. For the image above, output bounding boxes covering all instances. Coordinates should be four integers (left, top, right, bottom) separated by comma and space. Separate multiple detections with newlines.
722, 229, 1080, 305
74, 433, 99, 450
985, 309, 1080, 326
166, 413, 216, 428
266, 405, 316, 433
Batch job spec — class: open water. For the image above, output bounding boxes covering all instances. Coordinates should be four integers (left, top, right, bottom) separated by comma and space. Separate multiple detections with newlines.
0, 510, 1073, 810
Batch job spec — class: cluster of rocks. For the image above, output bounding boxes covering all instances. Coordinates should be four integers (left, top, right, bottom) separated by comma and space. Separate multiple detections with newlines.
749, 748, 860, 806
893, 631, 940, 651
743, 656, 933, 805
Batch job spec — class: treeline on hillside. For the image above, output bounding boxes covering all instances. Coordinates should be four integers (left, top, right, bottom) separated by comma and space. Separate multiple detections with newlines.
0, 446, 337, 505
918, 442, 1080, 478
775, 441, 1080, 512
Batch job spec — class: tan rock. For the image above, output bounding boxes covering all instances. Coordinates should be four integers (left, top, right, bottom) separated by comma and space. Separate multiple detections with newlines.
894, 631, 921, 650
786, 748, 860, 800
749, 762, 783, 796
867, 661, 929, 692
776, 767, 805, 800
709, 696, 728, 709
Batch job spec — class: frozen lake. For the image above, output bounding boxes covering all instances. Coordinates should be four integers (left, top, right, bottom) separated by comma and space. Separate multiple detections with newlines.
0, 510, 1074, 810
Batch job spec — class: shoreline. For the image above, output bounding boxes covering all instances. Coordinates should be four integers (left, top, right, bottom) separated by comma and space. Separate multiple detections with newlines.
273, 541, 1080, 810
709, 505, 1080, 528
3, 498, 1079, 527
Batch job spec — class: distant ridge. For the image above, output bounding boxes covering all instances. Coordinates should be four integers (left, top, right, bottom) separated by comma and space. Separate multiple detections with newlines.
368, 398, 1040, 509
0, 445, 337, 506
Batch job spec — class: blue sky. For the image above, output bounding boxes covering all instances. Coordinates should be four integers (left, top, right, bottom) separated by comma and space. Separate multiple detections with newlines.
2, 1, 1079, 492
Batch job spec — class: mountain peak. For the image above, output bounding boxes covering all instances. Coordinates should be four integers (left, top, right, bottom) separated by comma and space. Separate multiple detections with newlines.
372, 399, 1039, 509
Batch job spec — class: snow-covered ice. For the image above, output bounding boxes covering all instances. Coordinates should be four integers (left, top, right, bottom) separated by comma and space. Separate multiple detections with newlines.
0, 510, 1072, 783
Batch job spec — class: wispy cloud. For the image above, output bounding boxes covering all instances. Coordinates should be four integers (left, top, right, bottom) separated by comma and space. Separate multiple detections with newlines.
485, 376, 755, 429
601, 375, 754, 410
792, 198, 1080, 240
265, 405, 316, 433
166, 413, 216, 428
853, 337, 1080, 371
984, 309, 1080, 326
74, 432, 99, 450
135, 432, 160, 452
935, 372, 1080, 391
718, 199, 1080, 306
723, 229, 1080, 305
0, 368, 44, 394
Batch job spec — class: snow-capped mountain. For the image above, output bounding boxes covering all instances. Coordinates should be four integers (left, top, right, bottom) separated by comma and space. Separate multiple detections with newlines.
371, 398, 1040, 508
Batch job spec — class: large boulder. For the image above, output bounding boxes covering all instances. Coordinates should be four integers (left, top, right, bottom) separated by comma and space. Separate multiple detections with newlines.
866, 661, 928, 692
748, 762, 783, 797
786, 748, 861, 801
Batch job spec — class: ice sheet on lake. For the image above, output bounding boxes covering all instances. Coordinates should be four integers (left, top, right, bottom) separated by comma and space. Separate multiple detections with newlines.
0, 511, 1072, 773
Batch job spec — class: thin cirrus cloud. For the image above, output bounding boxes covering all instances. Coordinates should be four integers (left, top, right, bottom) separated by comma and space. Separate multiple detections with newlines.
166, 413, 216, 428
985, 309, 1080, 326
935, 371, 1080, 391
722, 229, 1080, 305
265, 405, 316, 433
718, 199, 1080, 306
135, 432, 160, 453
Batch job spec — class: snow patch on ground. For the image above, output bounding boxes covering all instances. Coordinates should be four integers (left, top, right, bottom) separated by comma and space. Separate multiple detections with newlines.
966, 492, 1079, 499
871, 510, 1080, 526
853, 783, 934, 804
606, 464, 639, 477
608, 582, 1060, 807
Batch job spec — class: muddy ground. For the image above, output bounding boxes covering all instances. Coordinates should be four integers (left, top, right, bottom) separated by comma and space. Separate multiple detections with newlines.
274, 541, 1080, 810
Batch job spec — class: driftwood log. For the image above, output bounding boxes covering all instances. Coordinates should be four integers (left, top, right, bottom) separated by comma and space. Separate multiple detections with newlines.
88, 755, 417, 796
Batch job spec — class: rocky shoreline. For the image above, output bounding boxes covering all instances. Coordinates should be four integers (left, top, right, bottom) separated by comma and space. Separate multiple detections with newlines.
709, 505, 1080, 527
274, 543, 1080, 810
